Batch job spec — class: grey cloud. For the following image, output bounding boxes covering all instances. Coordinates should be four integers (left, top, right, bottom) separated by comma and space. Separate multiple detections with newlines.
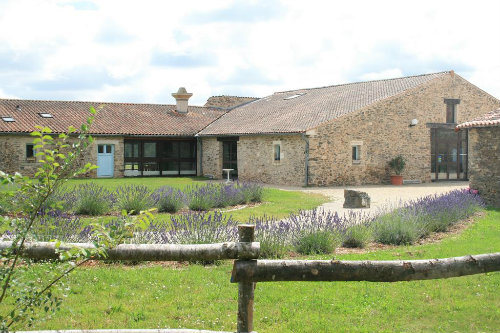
151, 50, 216, 68
30, 66, 125, 91
0, 48, 45, 72
211, 67, 281, 86
349, 42, 474, 80
95, 20, 135, 44
187, 1, 285, 24
59, 1, 98, 11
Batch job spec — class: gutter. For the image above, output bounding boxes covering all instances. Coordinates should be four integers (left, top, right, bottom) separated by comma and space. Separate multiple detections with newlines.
301, 133, 309, 187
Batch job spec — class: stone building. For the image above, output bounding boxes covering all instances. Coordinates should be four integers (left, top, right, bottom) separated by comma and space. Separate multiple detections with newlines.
0, 89, 228, 178
198, 71, 499, 186
1, 71, 499, 186
456, 109, 500, 207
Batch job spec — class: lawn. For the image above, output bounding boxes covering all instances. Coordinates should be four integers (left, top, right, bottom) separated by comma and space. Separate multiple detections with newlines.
0, 177, 328, 222
15, 208, 500, 332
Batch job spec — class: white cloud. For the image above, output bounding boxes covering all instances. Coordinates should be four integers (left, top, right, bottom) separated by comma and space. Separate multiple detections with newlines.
0, 0, 499, 105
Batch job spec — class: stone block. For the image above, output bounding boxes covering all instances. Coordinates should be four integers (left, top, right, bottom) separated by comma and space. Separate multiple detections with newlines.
343, 189, 371, 208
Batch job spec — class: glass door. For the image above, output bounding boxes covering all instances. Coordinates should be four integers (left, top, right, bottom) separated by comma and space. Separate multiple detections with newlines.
222, 141, 238, 178
431, 128, 467, 180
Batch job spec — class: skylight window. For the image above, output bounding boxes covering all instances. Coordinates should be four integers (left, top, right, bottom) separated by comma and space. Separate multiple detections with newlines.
1, 116, 15, 122
39, 113, 53, 118
284, 93, 306, 100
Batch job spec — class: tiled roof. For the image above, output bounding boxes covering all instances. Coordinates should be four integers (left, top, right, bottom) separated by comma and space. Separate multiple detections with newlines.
198, 71, 450, 135
456, 108, 500, 130
204, 96, 259, 109
0, 99, 225, 136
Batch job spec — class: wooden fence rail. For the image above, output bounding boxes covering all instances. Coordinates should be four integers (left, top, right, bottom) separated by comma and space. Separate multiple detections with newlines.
231, 253, 500, 283
4, 224, 500, 333
0, 241, 260, 261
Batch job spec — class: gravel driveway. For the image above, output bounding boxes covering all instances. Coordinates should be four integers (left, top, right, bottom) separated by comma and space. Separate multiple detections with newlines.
272, 181, 469, 216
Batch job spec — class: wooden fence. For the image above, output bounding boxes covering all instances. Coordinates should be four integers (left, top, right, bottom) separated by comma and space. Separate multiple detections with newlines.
7, 224, 500, 333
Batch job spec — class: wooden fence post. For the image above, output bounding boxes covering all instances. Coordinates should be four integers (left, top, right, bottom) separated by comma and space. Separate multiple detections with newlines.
237, 224, 256, 333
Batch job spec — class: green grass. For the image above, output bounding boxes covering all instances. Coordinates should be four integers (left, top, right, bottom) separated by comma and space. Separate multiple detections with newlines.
12, 209, 500, 332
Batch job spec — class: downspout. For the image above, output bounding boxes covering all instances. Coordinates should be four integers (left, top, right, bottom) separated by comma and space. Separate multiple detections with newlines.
301, 133, 309, 187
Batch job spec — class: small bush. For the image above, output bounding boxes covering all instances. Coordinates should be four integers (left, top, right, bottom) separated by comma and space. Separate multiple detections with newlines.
73, 183, 114, 215
153, 186, 186, 213
373, 212, 422, 245
240, 183, 264, 203
295, 230, 338, 255
115, 185, 154, 214
342, 223, 372, 248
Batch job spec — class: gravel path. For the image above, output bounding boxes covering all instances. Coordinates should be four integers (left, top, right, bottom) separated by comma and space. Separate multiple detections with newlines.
271, 181, 469, 216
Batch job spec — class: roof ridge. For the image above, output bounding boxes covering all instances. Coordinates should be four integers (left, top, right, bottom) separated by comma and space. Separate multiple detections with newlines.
275, 71, 451, 95
208, 95, 259, 99
0, 98, 214, 109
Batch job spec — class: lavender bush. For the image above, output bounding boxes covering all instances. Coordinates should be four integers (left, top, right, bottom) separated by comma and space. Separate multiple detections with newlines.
186, 182, 263, 211
115, 185, 155, 215
373, 189, 484, 245
152, 186, 187, 213
138, 211, 238, 244
342, 223, 372, 248
73, 183, 115, 216
2, 211, 92, 243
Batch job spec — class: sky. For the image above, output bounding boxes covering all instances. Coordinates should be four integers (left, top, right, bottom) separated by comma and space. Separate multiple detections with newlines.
0, 0, 499, 106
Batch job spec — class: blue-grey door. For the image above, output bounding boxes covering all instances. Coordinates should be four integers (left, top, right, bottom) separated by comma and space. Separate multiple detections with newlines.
97, 144, 114, 177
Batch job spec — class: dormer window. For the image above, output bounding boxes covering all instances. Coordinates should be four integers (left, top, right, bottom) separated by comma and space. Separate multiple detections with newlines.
38, 112, 53, 118
284, 93, 306, 100
1, 116, 15, 122
444, 99, 460, 123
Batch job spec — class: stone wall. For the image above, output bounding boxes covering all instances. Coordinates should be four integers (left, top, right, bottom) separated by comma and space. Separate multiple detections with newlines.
468, 127, 500, 207
201, 137, 222, 178
308, 73, 500, 186
0, 134, 124, 178
0, 135, 41, 176
201, 135, 306, 186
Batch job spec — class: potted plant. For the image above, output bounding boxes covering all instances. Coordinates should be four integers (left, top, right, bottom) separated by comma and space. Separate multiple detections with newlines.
388, 155, 406, 185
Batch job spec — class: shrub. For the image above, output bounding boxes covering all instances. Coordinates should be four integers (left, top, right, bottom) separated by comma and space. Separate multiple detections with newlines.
152, 211, 238, 244
342, 223, 372, 248
186, 184, 218, 211
240, 182, 264, 203
373, 211, 422, 245
253, 216, 292, 258
153, 186, 186, 213
295, 230, 339, 255
115, 185, 154, 214
26, 211, 91, 242
73, 183, 114, 215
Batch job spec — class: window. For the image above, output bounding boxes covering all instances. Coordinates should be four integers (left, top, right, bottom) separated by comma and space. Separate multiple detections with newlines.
38, 113, 53, 118
125, 142, 140, 158
352, 145, 361, 163
444, 99, 460, 123
284, 93, 306, 100
1, 116, 15, 122
143, 142, 156, 158
273, 142, 281, 162
26, 144, 35, 160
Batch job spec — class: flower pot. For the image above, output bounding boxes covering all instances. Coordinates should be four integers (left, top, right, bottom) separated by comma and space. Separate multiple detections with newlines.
390, 175, 403, 185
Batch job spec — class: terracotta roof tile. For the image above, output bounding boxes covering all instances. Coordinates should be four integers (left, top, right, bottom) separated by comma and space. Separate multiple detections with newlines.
0, 99, 225, 136
456, 108, 500, 130
199, 71, 450, 135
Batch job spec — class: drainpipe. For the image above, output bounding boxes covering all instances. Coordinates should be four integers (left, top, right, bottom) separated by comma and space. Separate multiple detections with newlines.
302, 133, 309, 187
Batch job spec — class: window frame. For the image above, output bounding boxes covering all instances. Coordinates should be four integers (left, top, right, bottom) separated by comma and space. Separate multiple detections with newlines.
351, 141, 363, 164
26, 143, 35, 161
273, 141, 282, 163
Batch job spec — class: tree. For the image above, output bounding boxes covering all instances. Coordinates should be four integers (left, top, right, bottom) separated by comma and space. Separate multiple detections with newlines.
0, 107, 148, 330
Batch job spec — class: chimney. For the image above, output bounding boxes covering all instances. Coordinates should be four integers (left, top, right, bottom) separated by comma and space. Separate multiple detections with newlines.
172, 87, 193, 114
